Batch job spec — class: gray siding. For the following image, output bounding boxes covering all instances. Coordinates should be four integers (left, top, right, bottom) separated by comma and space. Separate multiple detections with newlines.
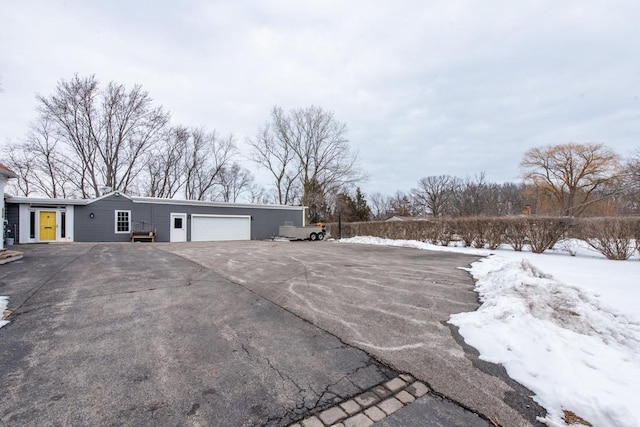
73, 195, 304, 242
74, 196, 136, 242
6, 204, 19, 243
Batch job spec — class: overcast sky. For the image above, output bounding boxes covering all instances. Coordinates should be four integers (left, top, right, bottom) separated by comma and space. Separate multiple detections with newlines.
1, 0, 639, 197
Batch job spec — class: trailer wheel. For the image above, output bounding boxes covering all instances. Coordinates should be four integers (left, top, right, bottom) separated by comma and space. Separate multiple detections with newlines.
317, 232, 325, 241
309, 232, 318, 241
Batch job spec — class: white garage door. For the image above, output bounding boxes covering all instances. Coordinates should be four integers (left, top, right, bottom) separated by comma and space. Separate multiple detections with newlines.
191, 214, 251, 242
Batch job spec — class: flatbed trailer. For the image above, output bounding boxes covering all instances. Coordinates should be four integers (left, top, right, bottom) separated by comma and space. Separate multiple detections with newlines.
278, 223, 326, 241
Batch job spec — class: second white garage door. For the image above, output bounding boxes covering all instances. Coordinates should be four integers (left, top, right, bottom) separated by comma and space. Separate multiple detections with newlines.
191, 214, 251, 242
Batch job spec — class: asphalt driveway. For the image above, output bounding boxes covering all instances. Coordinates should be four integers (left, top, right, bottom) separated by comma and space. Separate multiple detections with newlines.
0, 241, 543, 426
161, 240, 545, 426
0, 244, 396, 426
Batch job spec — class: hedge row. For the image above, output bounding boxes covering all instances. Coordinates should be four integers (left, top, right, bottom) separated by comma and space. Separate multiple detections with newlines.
326, 217, 640, 260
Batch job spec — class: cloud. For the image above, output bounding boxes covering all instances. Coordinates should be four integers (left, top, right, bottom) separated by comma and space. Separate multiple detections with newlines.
1, 0, 639, 196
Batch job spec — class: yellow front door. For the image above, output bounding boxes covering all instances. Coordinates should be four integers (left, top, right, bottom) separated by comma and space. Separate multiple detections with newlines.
39, 211, 56, 241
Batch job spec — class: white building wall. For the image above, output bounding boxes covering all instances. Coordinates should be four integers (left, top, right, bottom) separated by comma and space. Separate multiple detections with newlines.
0, 177, 5, 250
17, 204, 75, 243
19, 204, 30, 244
64, 206, 74, 241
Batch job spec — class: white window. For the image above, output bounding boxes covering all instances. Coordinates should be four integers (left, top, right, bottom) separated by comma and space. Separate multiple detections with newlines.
115, 210, 131, 233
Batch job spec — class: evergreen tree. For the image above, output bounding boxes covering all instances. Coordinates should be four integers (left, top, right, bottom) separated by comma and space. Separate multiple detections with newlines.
353, 187, 371, 221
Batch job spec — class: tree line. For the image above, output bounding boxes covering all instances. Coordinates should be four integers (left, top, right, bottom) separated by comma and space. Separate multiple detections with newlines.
358, 143, 639, 221
4, 75, 639, 221
5, 75, 265, 204
4, 75, 363, 222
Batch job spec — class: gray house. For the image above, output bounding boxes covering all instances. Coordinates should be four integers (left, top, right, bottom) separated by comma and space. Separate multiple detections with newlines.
5, 192, 305, 244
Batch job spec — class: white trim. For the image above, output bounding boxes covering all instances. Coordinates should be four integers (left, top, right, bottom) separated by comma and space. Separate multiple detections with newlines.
17, 205, 74, 243
114, 210, 131, 234
88, 191, 132, 204
131, 196, 304, 211
18, 204, 30, 243
191, 214, 252, 220
63, 206, 75, 241
7, 196, 89, 205
6, 191, 131, 206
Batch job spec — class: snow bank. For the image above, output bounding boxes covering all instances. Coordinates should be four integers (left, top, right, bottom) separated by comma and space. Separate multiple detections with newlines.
340, 236, 640, 427
450, 256, 640, 427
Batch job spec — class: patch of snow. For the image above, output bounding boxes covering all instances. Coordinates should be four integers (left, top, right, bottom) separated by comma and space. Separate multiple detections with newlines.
0, 296, 9, 329
340, 236, 640, 427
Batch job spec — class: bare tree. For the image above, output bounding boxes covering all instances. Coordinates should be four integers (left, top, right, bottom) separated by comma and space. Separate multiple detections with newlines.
248, 117, 300, 205
521, 143, 621, 216
412, 175, 460, 217
218, 163, 254, 203
248, 184, 269, 204
495, 182, 527, 216
3, 119, 77, 197
34, 75, 170, 197
3, 143, 36, 196
368, 192, 392, 220
629, 149, 640, 182
24, 119, 76, 198
451, 173, 492, 216
250, 105, 365, 220
389, 191, 414, 217
183, 128, 236, 201
617, 149, 640, 214
143, 126, 188, 198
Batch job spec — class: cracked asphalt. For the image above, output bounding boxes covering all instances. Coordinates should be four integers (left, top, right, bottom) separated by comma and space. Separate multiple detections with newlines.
0, 244, 394, 426
0, 241, 543, 426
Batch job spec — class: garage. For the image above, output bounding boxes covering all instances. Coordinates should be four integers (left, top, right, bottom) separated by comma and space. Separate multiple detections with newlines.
191, 214, 251, 242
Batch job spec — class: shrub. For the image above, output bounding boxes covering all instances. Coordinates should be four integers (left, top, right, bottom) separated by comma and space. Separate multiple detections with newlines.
435, 220, 455, 246
327, 216, 639, 260
525, 217, 574, 254
578, 218, 637, 260
484, 218, 506, 250
471, 218, 487, 249
452, 218, 475, 247
503, 217, 528, 251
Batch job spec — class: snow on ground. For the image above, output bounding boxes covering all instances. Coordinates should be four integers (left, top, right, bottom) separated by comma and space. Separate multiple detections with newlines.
0, 296, 9, 328
340, 236, 640, 427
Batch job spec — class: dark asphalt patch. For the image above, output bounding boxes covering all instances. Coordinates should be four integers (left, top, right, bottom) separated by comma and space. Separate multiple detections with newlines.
374, 394, 490, 427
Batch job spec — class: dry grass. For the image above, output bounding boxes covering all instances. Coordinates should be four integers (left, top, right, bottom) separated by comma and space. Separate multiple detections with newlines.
562, 409, 593, 426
